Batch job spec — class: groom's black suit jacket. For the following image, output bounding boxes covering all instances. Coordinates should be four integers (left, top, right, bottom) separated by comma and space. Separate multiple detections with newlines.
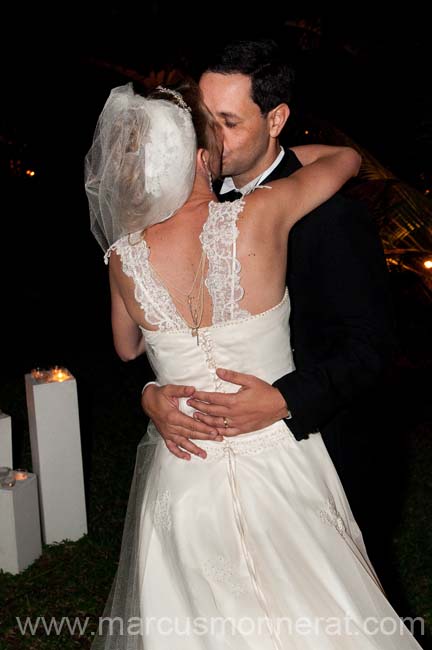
218, 150, 394, 532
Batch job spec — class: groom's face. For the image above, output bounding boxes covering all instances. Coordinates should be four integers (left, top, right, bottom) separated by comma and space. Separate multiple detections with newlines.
199, 72, 272, 183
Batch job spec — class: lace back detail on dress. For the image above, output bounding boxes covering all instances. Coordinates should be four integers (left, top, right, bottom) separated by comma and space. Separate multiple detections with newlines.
106, 199, 251, 331
106, 234, 185, 332
201, 199, 251, 324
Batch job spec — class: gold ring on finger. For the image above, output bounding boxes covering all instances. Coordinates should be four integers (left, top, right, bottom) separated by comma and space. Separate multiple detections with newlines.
223, 417, 229, 428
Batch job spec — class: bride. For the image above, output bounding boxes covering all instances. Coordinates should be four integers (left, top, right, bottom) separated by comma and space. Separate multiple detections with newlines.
85, 81, 422, 649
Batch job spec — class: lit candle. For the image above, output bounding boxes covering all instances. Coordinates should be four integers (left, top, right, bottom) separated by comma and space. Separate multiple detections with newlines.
31, 368, 47, 382
31, 366, 73, 383
47, 366, 73, 383
14, 469, 28, 481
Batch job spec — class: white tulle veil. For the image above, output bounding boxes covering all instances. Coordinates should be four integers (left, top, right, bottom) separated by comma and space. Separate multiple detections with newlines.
85, 84, 198, 648
85, 83, 197, 255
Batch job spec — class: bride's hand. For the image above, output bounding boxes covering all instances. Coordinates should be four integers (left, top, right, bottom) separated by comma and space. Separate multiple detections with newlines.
141, 384, 224, 460
187, 369, 290, 435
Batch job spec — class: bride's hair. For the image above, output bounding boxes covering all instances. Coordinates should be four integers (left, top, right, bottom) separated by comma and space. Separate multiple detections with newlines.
149, 80, 221, 177
86, 81, 204, 253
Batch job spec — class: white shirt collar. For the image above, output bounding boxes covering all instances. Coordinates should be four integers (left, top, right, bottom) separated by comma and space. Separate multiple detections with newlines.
219, 147, 285, 195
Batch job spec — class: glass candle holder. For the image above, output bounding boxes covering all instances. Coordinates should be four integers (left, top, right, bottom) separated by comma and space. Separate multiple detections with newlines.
1, 474, 16, 488
0, 466, 12, 478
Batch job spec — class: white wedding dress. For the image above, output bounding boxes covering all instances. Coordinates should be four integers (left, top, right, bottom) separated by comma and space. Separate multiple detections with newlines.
93, 200, 422, 649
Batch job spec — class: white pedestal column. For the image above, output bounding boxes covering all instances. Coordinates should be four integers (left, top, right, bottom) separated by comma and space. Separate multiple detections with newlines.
0, 473, 42, 574
25, 372, 87, 544
0, 412, 13, 468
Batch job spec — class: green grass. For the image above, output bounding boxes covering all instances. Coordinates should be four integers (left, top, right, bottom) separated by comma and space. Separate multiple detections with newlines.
0, 355, 145, 649
393, 422, 432, 634
0, 351, 431, 649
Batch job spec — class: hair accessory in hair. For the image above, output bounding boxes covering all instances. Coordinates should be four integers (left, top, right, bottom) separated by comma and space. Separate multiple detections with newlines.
155, 86, 192, 112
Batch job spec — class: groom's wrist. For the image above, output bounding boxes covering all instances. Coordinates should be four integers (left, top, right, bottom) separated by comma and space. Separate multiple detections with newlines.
141, 381, 161, 419
141, 381, 160, 395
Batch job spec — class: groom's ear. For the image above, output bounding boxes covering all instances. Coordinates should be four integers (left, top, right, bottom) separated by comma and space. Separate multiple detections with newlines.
268, 104, 290, 138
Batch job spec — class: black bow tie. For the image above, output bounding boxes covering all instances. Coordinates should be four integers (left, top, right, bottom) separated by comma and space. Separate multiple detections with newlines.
219, 189, 243, 203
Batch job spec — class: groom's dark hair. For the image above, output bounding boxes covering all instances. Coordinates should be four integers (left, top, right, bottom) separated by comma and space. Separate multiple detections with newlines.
204, 38, 295, 115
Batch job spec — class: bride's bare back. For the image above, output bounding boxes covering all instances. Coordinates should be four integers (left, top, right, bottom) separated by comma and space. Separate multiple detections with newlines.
109, 145, 360, 359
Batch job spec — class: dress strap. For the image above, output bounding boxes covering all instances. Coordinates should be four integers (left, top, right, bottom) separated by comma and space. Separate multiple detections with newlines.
201, 199, 251, 324
107, 236, 185, 332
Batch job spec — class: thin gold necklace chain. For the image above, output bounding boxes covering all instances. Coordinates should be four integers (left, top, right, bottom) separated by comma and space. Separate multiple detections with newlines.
187, 269, 206, 335
149, 248, 207, 308
148, 249, 207, 342
142, 228, 207, 304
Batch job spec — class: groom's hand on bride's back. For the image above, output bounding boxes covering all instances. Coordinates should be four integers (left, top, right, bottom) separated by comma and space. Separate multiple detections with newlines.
186, 369, 290, 436
141, 383, 224, 460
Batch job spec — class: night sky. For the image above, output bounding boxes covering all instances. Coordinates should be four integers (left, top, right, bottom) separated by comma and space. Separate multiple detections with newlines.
3, 6, 431, 179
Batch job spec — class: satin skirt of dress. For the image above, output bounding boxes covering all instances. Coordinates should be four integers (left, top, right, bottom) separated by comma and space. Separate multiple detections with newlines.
92, 419, 422, 649
91, 297, 422, 649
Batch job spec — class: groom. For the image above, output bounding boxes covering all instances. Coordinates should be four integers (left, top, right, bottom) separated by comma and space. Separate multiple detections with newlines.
142, 40, 394, 572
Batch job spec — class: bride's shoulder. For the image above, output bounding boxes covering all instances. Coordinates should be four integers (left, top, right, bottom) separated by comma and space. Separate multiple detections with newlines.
242, 185, 282, 217
105, 232, 147, 269
241, 185, 296, 236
